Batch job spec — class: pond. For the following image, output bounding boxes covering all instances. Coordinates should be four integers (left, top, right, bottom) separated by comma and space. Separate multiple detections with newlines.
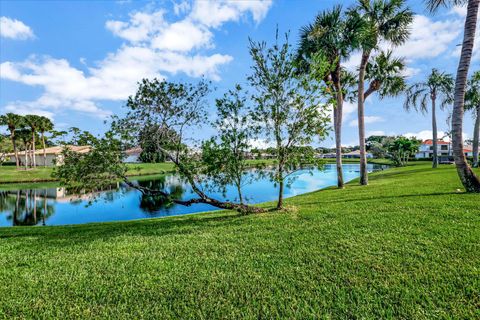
0, 163, 387, 227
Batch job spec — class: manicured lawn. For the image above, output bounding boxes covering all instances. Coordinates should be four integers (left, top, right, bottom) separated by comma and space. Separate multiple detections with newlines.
0, 163, 478, 318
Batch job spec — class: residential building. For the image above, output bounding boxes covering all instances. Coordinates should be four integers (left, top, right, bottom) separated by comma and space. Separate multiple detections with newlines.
7, 145, 91, 166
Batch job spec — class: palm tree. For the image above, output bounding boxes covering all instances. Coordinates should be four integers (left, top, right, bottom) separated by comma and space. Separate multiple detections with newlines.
37, 116, 54, 167
350, 0, 413, 185
427, 0, 480, 192
465, 71, 480, 167
16, 128, 32, 170
297, 6, 363, 188
0, 113, 24, 168
404, 69, 454, 168
24, 115, 42, 169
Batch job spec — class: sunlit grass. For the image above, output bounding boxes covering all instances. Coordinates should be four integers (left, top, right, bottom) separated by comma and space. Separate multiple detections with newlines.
0, 163, 478, 318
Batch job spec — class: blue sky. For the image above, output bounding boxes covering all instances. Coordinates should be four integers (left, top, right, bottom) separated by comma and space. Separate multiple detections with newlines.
1, 0, 478, 148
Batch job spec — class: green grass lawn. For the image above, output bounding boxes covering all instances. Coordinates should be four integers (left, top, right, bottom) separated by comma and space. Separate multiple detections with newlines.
0, 163, 479, 318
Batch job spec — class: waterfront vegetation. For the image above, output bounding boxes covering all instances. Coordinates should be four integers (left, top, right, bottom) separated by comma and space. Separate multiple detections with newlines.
0, 159, 392, 184
1, 162, 478, 318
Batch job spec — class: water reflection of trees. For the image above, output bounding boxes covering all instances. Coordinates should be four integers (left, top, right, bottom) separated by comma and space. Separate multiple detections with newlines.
0, 189, 55, 226
136, 176, 186, 213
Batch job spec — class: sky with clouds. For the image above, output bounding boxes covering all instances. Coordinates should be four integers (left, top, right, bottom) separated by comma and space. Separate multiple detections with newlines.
0, 0, 479, 147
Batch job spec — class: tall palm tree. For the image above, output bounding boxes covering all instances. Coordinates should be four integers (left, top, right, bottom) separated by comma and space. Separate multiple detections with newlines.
37, 116, 54, 167
404, 69, 454, 168
297, 6, 363, 188
350, 0, 413, 185
465, 71, 480, 167
427, 0, 480, 191
24, 115, 42, 169
0, 113, 24, 168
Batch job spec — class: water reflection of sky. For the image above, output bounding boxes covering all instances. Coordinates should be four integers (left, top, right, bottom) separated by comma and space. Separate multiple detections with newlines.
0, 164, 385, 227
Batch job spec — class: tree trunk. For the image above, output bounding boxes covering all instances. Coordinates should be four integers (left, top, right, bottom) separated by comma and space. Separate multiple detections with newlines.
358, 52, 370, 185
473, 105, 480, 167
42, 132, 47, 167
24, 145, 28, 170
333, 74, 344, 188
277, 179, 284, 210
452, 0, 480, 192
31, 131, 36, 168
431, 95, 438, 168
10, 131, 19, 168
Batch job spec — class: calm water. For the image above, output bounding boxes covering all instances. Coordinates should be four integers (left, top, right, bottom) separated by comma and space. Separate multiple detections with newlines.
0, 164, 386, 227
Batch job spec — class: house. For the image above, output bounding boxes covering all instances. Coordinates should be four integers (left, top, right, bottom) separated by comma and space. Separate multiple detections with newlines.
7, 145, 91, 166
415, 139, 452, 159
123, 147, 142, 163
416, 139, 479, 160
342, 150, 373, 159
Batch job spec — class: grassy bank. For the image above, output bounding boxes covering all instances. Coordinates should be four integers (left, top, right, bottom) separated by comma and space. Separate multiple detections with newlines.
0, 158, 390, 184
1, 163, 479, 318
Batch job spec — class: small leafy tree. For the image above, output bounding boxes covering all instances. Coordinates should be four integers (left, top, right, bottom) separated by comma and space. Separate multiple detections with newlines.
366, 135, 395, 158
387, 136, 420, 167
201, 85, 254, 204
249, 33, 330, 209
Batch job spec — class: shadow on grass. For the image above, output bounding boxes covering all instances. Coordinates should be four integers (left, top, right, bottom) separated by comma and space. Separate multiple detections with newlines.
0, 211, 247, 243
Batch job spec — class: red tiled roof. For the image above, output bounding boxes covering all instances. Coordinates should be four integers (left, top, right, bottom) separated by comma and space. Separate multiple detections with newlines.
422, 139, 450, 145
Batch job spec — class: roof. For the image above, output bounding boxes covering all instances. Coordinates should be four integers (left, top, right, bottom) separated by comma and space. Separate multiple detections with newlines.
6, 145, 91, 156
422, 139, 450, 145
343, 150, 371, 155
124, 147, 142, 155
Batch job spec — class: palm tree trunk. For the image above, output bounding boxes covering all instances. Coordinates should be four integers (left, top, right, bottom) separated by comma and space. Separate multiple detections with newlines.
452, 0, 480, 192
31, 131, 36, 168
473, 105, 480, 167
334, 75, 344, 188
358, 52, 370, 185
10, 131, 19, 168
431, 96, 438, 168
24, 144, 28, 170
42, 132, 47, 167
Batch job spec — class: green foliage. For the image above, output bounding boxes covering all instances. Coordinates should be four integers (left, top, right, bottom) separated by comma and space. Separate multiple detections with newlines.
366, 135, 395, 158
248, 32, 330, 207
404, 68, 454, 113
53, 132, 127, 193
365, 50, 407, 98
201, 85, 253, 204
387, 136, 420, 166
465, 70, 480, 113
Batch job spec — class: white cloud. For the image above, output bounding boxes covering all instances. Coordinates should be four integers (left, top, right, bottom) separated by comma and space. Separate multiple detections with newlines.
248, 138, 274, 149
403, 130, 470, 142
1, 1, 272, 120
349, 116, 384, 127
0, 17, 34, 40
395, 15, 462, 60
190, 0, 272, 28
106, 10, 166, 43
150, 20, 213, 52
